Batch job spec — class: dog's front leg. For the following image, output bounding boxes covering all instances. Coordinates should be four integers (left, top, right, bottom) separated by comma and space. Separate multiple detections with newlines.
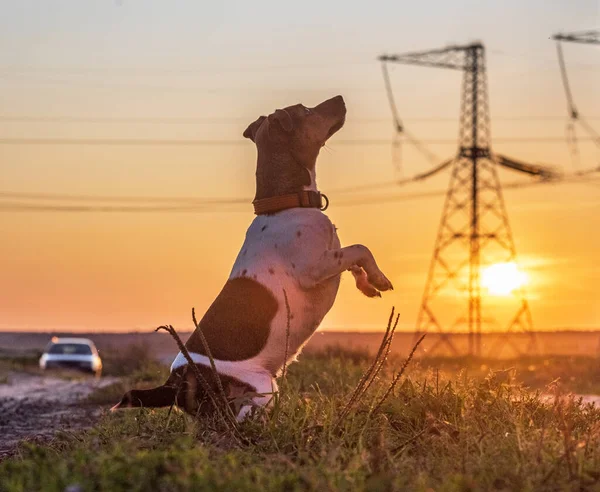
299, 244, 393, 292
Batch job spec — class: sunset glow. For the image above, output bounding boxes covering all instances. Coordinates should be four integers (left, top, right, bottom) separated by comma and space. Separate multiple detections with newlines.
0, 2, 598, 333
481, 262, 528, 296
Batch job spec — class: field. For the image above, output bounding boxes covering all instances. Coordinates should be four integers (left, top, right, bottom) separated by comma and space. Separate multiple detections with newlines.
1, 337, 599, 491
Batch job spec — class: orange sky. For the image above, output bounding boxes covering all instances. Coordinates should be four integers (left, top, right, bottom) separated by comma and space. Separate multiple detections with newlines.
0, 1, 598, 332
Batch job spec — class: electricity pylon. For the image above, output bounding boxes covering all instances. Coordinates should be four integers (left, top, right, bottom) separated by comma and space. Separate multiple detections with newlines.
553, 30, 600, 45
552, 30, 600, 167
380, 43, 548, 356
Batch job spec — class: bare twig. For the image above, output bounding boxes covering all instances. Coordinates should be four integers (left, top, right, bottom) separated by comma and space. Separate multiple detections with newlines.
390, 427, 428, 454
165, 401, 176, 430
371, 334, 426, 415
191, 307, 236, 422
348, 309, 395, 403
156, 324, 219, 406
281, 289, 291, 381
155, 324, 239, 433
361, 314, 399, 396
333, 308, 399, 429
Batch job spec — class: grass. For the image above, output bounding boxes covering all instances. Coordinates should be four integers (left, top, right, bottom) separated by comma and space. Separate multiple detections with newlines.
415, 355, 600, 395
1, 342, 599, 491
306, 346, 600, 395
0, 350, 41, 383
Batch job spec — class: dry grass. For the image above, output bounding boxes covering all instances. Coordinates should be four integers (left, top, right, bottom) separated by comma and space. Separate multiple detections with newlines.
1, 310, 600, 491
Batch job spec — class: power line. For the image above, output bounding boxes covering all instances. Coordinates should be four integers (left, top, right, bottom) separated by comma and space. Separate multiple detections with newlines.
330, 159, 454, 194
0, 203, 228, 213
0, 190, 246, 204
0, 78, 385, 94
489, 48, 600, 70
1, 115, 599, 124
552, 29, 600, 169
0, 136, 598, 147
0, 116, 249, 124
1, 175, 596, 213
0, 60, 374, 76
1, 49, 598, 75
380, 60, 440, 170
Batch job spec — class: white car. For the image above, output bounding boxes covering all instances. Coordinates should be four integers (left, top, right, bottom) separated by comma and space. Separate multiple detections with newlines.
39, 337, 103, 377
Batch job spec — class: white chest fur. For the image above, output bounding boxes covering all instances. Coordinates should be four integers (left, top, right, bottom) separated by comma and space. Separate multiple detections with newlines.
227, 208, 341, 372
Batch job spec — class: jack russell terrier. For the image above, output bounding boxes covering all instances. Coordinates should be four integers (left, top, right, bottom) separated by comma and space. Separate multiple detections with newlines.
112, 95, 393, 419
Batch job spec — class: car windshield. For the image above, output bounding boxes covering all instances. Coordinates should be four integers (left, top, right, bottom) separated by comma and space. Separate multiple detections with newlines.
48, 343, 92, 355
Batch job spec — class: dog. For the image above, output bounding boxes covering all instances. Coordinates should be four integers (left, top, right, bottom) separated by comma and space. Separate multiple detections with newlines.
112, 95, 393, 419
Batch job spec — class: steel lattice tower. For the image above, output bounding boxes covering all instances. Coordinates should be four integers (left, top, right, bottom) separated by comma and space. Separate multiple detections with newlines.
380, 43, 538, 356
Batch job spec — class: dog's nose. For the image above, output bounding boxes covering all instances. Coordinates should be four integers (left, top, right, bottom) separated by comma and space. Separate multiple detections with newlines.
327, 95, 345, 108
315, 95, 346, 114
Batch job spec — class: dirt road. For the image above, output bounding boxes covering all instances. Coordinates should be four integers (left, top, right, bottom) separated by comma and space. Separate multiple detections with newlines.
0, 372, 116, 459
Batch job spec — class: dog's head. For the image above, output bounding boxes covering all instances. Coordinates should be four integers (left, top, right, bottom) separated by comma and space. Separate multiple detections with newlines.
244, 95, 346, 199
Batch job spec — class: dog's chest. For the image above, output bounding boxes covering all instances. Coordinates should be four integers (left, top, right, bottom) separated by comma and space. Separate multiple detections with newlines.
229, 209, 340, 350
231, 209, 338, 278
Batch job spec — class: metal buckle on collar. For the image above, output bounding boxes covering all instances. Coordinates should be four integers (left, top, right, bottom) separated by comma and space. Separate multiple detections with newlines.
304, 191, 329, 211
307, 191, 322, 208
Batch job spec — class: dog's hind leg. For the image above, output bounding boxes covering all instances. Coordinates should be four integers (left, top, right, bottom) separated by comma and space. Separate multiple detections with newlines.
299, 244, 393, 293
111, 384, 177, 411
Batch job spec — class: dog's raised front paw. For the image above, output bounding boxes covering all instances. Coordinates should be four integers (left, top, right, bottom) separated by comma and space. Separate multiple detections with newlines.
349, 265, 381, 298
367, 272, 393, 292
356, 276, 382, 298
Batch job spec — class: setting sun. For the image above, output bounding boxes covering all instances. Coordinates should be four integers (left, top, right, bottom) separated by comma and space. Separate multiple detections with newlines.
481, 262, 528, 296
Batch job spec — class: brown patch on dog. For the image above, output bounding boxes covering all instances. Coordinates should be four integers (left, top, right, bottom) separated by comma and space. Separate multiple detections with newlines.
268, 267, 275, 275
291, 262, 296, 269
113, 363, 256, 416
333, 251, 339, 259
241, 269, 247, 276
296, 230, 302, 237
185, 277, 278, 361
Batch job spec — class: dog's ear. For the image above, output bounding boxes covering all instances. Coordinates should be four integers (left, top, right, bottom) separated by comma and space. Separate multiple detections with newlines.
268, 109, 294, 133
243, 115, 267, 142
